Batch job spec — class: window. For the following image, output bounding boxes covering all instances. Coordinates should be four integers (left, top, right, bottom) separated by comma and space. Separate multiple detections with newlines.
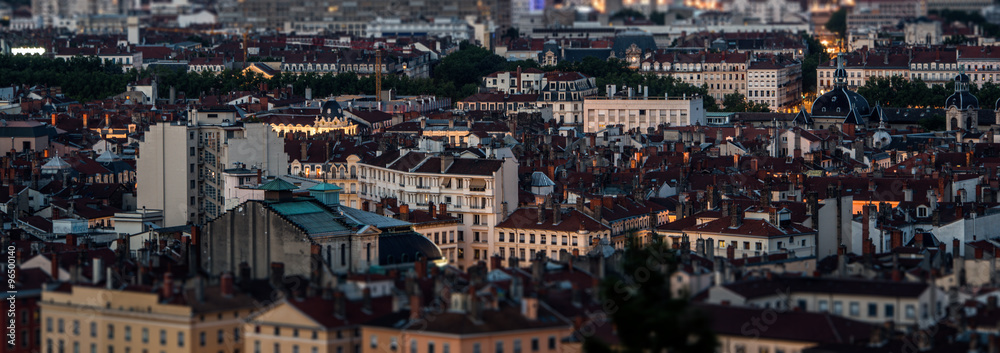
391, 337, 398, 351
906, 304, 916, 319
274, 343, 280, 353
499, 232, 505, 242
142, 328, 148, 343
370, 336, 378, 348
293, 346, 299, 353
200, 332, 206, 346
513, 340, 521, 353
921, 303, 928, 319
755, 243, 762, 250
473, 343, 481, 353
743, 242, 750, 250
47, 318, 52, 333
410, 339, 417, 353
818, 300, 828, 312
833, 301, 843, 315
428, 342, 435, 353
443, 344, 450, 353
531, 338, 539, 351
885, 304, 895, 318
868, 303, 878, 317
849, 302, 860, 317
255, 342, 261, 353
496, 341, 504, 353
797, 300, 807, 310
548, 337, 556, 350
90, 322, 97, 337
160, 330, 167, 345
73, 320, 79, 335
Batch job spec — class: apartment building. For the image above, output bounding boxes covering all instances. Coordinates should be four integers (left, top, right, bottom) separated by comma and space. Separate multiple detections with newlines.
706, 275, 947, 329
665, 206, 818, 258
356, 151, 518, 268
231, 0, 510, 34
582, 95, 706, 134
818, 52, 911, 93
40, 280, 256, 353
493, 206, 611, 263
244, 290, 394, 353
362, 299, 571, 353
480, 70, 598, 126
640, 51, 802, 110
816, 47, 1000, 92
136, 109, 288, 226
746, 55, 802, 111
483, 68, 547, 94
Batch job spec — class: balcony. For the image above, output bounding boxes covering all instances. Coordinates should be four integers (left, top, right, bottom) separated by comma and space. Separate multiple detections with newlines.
469, 187, 486, 192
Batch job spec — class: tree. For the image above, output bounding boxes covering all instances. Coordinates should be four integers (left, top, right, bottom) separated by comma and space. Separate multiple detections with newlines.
800, 32, 829, 94
501, 27, 521, 41
584, 239, 718, 353
610, 8, 646, 21
826, 9, 848, 40
721, 91, 771, 112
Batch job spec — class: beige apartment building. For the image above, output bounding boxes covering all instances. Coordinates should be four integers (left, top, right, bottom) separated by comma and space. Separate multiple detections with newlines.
357, 151, 518, 269
362, 300, 572, 353
493, 206, 611, 263
244, 294, 394, 353
583, 96, 706, 134
746, 56, 802, 112
40, 281, 257, 353
706, 276, 947, 329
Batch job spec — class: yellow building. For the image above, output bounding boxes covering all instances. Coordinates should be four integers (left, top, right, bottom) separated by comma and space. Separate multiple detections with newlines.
40, 277, 257, 353
244, 289, 394, 353
362, 296, 573, 353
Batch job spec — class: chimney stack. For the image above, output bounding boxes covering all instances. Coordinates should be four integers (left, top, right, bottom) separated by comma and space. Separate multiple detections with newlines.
161, 272, 173, 298
221, 271, 234, 297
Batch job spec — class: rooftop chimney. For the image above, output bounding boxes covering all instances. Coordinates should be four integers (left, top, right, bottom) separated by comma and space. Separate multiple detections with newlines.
221, 271, 234, 297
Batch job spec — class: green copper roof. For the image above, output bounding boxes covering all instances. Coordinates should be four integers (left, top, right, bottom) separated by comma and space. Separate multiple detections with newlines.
268, 201, 350, 234
258, 178, 298, 191
307, 182, 343, 192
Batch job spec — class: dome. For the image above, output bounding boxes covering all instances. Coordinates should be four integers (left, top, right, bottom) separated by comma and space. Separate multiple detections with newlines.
321, 100, 344, 119
947, 69, 978, 110
946, 91, 979, 110
811, 87, 870, 118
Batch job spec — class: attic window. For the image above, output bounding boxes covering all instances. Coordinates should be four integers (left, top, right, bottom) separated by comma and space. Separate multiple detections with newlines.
917, 206, 928, 218
822, 107, 827, 112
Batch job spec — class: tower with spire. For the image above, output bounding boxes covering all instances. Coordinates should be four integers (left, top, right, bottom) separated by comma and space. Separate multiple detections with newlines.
945, 65, 979, 131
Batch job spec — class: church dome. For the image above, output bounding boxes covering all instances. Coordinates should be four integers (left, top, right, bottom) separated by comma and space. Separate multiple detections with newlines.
811, 54, 870, 118
321, 100, 345, 119
946, 72, 978, 110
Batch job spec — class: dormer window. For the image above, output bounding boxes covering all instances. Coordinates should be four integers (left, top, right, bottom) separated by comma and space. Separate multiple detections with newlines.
917, 206, 928, 218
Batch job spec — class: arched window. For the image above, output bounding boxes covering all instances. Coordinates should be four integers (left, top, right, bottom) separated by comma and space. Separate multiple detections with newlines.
340, 244, 346, 266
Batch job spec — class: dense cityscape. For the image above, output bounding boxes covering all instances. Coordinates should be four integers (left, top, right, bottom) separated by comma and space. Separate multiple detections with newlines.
1, 0, 1000, 352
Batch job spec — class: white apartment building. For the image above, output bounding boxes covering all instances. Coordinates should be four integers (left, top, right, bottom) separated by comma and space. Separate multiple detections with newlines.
583, 95, 706, 134
356, 151, 518, 269
137, 111, 288, 226
746, 56, 802, 112
482, 70, 598, 126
